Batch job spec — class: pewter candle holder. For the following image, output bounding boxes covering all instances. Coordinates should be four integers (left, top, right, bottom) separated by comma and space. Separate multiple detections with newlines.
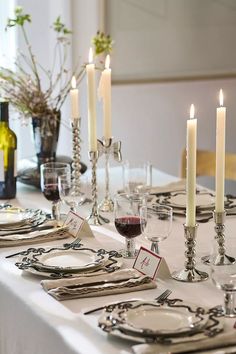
86, 150, 109, 225
98, 137, 122, 212
172, 224, 208, 282
202, 210, 235, 266
71, 118, 81, 194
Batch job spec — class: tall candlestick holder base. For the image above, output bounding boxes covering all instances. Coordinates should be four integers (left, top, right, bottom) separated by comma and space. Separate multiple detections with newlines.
98, 137, 122, 213
86, 151, 109, 226
172, 224, 208, 282
202, 210, 235, 266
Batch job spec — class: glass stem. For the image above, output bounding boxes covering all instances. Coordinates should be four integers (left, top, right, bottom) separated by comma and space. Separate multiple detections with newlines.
151, 241, 159, 254
52, 201, 60, 222
70, 206, 77, 213
126, 238, 136, 257
224, 291, 236, 317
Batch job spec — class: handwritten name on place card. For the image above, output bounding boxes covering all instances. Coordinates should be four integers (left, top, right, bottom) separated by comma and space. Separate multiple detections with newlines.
133, 246, 170, 280
64, 211, 94, 238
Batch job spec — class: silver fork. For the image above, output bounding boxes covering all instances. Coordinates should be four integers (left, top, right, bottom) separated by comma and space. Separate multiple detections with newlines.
154, 289, 172, 302
83, 288, 172, 315
63, 237, 82, 248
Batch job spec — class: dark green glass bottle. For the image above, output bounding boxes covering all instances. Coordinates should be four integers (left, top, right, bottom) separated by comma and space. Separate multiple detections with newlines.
0, 102, 17, 199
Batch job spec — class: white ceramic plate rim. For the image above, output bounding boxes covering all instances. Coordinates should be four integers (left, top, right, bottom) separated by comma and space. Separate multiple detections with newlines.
160, 192, 217, 210
32, 248, 108, 272
118, 304, 207, 335
21, 258, 123, 278
0, 208, 33, 226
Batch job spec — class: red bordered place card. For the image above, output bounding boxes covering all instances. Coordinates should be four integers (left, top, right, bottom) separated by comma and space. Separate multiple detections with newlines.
133, 246, 171, 280
64, 211, 94, 238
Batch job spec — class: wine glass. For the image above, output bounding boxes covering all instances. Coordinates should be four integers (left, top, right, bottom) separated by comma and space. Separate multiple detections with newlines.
210, 241, 236, 317
40, 162, 70, 221
123, 161, 152, 194
140, 205, 173, 254
58, 173, 85, 213
114, 193, 147, 258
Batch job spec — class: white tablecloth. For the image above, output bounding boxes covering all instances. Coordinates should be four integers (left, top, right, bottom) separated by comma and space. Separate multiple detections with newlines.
0, 167, 235, 354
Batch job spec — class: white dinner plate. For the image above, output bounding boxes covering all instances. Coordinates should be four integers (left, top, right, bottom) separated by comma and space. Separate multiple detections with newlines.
99, 300, 210, 342
19, 257, 123, 278
0, 208, 36, 227
30, 248, 108, 273
158, 191, 218, 211
118, 304, 207, 336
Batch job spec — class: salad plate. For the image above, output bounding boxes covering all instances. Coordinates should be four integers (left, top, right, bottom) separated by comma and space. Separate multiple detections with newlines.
114, 303, 207, 336
25, 248, 108, 273
98, 300, 222, 343
20, 257, 123, 279
0, 208, 46, 230
15, 245, 123, 278
158, 191, 216, 211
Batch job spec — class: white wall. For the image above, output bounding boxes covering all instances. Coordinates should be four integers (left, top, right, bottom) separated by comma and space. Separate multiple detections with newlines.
110, 78, 236, 193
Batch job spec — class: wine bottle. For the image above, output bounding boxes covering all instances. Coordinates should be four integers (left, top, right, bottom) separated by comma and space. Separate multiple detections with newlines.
0, 102, 17, 199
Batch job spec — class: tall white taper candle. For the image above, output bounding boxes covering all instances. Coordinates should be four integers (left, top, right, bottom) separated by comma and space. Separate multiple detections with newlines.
186, 104, 197, 227
98, 54, 112, 139
86, 48, 97, 151
215, 89, 226, 212
70, 76, 79, 120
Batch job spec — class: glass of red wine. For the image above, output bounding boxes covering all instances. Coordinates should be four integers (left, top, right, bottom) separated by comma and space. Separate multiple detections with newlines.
40, 162, 70, 221
114, 193, 147, 258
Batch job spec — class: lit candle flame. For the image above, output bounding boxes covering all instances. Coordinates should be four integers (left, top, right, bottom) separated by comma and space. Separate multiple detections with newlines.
88, 47, 93, 63
190, 104, 195, 119
219, 89, 224, 106
105, 54, 110, 69
71, 76, 76, 89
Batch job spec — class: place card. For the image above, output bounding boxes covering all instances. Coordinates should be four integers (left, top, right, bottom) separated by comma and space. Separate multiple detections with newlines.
63, 211, 94, 238
133, 246, 171, 280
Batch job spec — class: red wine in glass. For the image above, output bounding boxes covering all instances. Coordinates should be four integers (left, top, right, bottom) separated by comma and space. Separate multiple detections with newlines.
43, 184, 60, 202
115, 216, 142, 239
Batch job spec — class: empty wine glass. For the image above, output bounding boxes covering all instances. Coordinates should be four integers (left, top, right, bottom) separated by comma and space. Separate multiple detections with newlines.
114, 193, 147, 258
58, 173, 85, 213
210, 241, 236, 317
140, 205, 173, 254
123, 161, 152, 194
40, 162, 70, 221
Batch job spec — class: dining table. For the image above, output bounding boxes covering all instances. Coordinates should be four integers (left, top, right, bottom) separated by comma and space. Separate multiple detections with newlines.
0, 166, 235, 354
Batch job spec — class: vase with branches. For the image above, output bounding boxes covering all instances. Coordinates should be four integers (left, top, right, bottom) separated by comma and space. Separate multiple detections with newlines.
0, 6, 113, 172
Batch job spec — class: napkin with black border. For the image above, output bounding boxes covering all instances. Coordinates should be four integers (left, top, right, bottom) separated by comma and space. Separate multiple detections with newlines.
41, 269, 156, 300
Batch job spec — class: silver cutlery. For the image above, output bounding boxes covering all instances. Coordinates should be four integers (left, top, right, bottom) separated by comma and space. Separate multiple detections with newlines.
83, 288, 172, 315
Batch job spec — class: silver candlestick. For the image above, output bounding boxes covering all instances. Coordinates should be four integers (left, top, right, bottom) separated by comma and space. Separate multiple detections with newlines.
202, 210, 235, 266
98, 137, 122, 212
86, 150, 109, 225
71, 118, 81, 194
172, 224, 208, 282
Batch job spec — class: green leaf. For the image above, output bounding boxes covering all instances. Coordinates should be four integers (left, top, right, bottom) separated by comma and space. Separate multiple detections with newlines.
92, 31, 113, 56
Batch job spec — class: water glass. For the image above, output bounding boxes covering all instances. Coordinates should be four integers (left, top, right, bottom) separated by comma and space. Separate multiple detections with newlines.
210, 243, 236, 317
140, 205, 173, 254
58, 173, 85, 212
123, 161, 152, 193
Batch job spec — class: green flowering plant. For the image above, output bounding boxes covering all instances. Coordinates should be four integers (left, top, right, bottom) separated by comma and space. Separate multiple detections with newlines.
0, 7, 113, 120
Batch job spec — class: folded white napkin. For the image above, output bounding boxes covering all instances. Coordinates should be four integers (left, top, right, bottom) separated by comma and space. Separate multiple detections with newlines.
41, 269, 157, 300
132, 328, 236, 354
149, 180, 186, 195
0, 226, 70, 247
